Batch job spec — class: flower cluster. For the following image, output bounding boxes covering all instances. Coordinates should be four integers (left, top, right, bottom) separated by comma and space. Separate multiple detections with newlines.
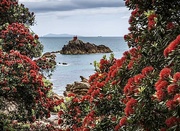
164, 35, 180, 57
0, 22, 43, 58
0, 0, 17, 13
0, 50, 55, 121
0, 0, 35, 25
147, 13, 157, 30
155, 68, 180, 129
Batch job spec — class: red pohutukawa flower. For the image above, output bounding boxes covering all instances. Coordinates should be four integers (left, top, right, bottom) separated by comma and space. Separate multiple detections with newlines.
165, 117, 179, 127
173, 94, 180, 103
159, 68, 172, 80
156, 90, 166, 101
124, 98, 137, 116
119, 116, 127, 127
148, 14, 157, 30
173, 72, 180, 83
164, 35, 180, 57
131, 8, 139, 17
166, 100, 177, 110
167, 84, 178, 94
141, 66, 154, 75
134, 74, 144, 84
155, 80, 169, 91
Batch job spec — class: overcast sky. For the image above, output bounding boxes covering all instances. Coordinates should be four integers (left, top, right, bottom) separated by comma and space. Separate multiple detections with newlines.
19, 0, 131, 37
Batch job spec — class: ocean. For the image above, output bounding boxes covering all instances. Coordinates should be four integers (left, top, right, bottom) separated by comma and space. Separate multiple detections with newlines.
39, 37, 129, 95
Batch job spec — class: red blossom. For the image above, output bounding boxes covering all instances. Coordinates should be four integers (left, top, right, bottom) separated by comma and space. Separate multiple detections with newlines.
111, 116, 117, 121
83, 128, 90, 131
81, 95, 91, 101
73, 97, 79, 103
131, 8, 139, 17
166, 100, 177, 110
148, 14, 157, 30
167, 84, 178, 94
159, 68, 172, 80
58, 110, 64, 117
124, 34, 129, 40
163, 47, 169, 57
119, 116, 127, 126
96, 82, 105, 88
124, 106, 134, 116
165, 116, 178, 127
155, 80, 169, 91
156, 90, 166, 101
114, 124, 120, 131
173, 94, 180, 103
58, 119, 63, 125
141, 66, 154, 75
134, 74, 144, 84
46, 112, 51, 118
91, 89, 100, 98
164, 35, 180, 57
128, 60, 134, 70
111, 69, 118, 77
67, 93, 76, 97
173, 72, 180, 83
167, 40, 179, 52
112, 80, 117, 85
124, 84, 131, 95
124, 98, 137, 116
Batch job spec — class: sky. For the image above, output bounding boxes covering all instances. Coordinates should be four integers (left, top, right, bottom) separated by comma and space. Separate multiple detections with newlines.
19, 0, 131, 37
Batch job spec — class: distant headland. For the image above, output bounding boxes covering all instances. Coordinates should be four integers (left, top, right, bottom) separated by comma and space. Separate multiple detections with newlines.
42, 33, 82, 37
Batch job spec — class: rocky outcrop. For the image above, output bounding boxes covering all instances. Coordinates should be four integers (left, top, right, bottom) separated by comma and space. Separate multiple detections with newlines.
64, 76, 90, 96
60, 38, 112, 55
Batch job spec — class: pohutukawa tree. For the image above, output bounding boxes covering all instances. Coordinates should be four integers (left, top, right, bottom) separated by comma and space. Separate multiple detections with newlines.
0, 0, 58, 126
58, 0, 180, 131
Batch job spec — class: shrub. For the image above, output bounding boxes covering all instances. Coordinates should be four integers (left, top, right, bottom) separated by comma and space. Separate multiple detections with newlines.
0, 50, 54, 122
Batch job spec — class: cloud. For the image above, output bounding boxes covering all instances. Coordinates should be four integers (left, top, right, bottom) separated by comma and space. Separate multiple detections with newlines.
19, 0, 125, 14
54, 7, 129, 19
19, 0, 130, 36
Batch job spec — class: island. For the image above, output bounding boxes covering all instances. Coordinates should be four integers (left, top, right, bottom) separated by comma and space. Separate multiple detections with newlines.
59, 36, 112, 55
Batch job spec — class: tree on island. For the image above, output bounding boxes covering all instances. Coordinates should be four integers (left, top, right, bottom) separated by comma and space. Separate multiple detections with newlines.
58, 0, 179, 130
0, 0, 58, 130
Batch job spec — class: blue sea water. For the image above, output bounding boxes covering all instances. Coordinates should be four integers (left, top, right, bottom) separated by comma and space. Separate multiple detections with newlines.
39, 37, 129, 95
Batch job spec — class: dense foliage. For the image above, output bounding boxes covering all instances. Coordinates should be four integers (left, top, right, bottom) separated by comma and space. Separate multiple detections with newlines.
0, 50, 55, 121
58, 0, 180, 130
0, 0, 57, 130
0, 0, 179, 130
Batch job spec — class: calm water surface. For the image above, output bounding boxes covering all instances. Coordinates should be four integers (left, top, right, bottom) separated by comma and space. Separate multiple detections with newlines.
40, 37, 128, 95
